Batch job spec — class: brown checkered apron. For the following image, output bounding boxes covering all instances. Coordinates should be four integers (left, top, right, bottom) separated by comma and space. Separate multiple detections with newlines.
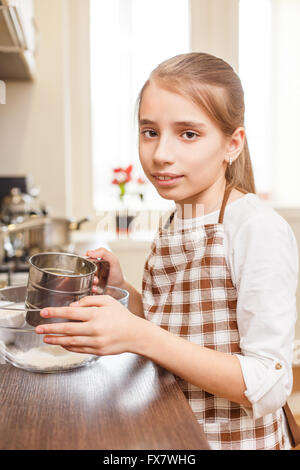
142, 185, 290, 450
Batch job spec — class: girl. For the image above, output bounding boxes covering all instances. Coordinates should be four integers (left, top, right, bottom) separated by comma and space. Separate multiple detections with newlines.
35, 53, 298, 450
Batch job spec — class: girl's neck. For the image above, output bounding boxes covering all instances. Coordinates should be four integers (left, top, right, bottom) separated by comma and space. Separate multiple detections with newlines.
175, 179, 228, 219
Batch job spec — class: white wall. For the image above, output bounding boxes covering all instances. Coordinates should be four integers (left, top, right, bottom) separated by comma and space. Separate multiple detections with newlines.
190, 0, 239, 71
0, 0, 93, 220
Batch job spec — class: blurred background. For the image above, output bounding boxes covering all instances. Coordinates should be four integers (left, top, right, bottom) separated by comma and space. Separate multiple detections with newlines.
1, 0, 300, 216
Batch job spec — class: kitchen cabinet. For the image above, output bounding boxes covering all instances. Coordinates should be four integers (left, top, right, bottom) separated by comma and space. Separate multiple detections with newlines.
0, 0, 36, 80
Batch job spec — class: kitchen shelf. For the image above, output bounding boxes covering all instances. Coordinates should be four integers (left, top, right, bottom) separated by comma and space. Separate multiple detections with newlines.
0, 49, 35, 80
0, 0, 36, 80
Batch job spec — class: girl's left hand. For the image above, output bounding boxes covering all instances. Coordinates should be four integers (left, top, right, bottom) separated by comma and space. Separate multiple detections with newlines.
35, 295, 145, 356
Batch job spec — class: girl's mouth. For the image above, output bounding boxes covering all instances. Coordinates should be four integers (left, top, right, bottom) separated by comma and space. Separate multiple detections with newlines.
153, 175, 184, 187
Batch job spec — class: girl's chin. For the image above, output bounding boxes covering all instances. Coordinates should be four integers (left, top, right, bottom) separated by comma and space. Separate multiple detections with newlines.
156, 188, 198, 206
155, 188, 181, 200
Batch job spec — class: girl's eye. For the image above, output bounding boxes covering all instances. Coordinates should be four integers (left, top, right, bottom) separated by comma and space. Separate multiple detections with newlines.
182, 131, 199, 140
141, 129, 157, 138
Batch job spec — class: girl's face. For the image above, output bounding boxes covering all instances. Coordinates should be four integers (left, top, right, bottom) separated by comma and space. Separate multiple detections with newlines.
138, 81, 231, 208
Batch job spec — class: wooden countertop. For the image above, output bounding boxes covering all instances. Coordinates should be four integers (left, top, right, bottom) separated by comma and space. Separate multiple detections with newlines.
0, 353, 210, 450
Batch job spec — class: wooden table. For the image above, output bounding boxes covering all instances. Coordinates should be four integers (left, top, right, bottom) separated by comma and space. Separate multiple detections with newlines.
0, 353, 210, 450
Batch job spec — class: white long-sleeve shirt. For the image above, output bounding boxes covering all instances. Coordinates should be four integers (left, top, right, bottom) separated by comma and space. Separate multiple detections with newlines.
173, 193, 298, 420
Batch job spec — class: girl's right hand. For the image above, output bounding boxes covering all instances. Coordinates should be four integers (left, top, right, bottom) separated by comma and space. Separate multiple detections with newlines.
85, 247, 125, 292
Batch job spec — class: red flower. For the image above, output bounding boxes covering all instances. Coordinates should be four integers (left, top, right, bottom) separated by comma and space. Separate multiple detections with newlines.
112, 165, 133, 185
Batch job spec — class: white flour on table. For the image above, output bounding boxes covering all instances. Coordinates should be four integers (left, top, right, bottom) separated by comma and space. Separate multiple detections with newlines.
14, 345, 93, 370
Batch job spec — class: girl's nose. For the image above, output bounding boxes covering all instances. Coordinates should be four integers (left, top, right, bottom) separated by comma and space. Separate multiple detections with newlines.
152, 136, 175, 165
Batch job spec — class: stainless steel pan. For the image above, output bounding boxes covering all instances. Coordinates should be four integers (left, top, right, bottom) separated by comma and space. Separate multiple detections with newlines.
2, 216, 90, 259
25, 217, 90, 254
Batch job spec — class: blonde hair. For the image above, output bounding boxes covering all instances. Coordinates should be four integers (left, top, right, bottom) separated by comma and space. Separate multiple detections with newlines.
138, 52, 256, 194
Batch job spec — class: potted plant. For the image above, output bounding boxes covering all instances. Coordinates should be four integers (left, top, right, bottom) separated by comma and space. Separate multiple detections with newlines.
112, 165, 146, 234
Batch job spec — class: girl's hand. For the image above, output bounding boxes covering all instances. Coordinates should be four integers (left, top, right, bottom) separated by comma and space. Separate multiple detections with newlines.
35, 295, 146, 356
85, 247, 125, 293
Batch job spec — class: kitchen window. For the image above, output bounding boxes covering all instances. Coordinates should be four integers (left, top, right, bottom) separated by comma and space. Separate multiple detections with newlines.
239, 0, 272, 200
239, 0, 300, 205
90, 0, 190, 212
90, 0, 300, 213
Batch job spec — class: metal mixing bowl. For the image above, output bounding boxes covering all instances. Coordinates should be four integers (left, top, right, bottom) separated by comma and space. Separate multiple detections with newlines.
0, 284, 129, 373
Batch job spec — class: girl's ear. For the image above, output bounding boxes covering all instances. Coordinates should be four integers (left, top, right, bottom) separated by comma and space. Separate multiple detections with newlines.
225, 127, 245, 164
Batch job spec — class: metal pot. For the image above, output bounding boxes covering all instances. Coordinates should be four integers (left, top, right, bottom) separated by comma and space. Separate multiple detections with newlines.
19, 216, 90, 257
40, 217, 90, 252
0, 216, 90, 263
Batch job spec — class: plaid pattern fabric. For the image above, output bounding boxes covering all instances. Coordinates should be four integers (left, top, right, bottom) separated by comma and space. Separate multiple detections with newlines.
142, 212, 290, 450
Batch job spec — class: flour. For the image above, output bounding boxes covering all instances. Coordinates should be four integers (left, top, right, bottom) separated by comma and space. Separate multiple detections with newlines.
0, 301, 95, 371
0, 302, 25, 344
0, 301, 26, 327
14, 345, 94, 371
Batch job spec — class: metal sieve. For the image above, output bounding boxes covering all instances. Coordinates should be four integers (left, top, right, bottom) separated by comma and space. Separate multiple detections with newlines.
25, 252, 110, 326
